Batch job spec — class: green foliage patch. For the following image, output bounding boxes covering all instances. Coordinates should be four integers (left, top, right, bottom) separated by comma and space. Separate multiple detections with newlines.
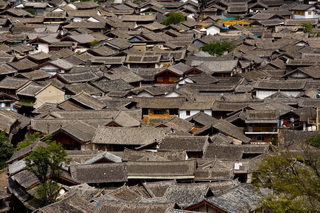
254, 143, 320, 212
0, 131, 14, 169
25, 138, 70, 207
162, 12, 185, 26
200, 40, 235, 56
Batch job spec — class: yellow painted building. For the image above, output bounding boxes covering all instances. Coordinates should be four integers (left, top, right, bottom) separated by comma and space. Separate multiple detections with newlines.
217, 20, 251, 27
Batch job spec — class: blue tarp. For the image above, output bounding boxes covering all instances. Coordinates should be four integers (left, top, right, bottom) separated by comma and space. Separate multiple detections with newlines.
218, 18, 235, 21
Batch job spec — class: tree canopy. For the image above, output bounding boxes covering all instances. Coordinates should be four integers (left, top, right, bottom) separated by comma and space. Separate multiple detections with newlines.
306, 134, 320, 148
254, 139, 320, 212
0, 131, 14, 169
16, 132, 43, 150
25, 138, 70, 207
162, 12, 185, 26
300, 22, 314, 34
200, 40, 235, 56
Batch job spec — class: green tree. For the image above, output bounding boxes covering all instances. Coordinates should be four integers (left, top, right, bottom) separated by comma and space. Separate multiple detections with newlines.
25, 140, 70, 207
16, 132, 43, 150
162, 12, 185, 26
31, 181, 61, 207
306, 134, 320, 148
25, 8, 36, 15
90, 40, 99, 47
254, 143, 320, 212
200, 40, 235, 56
0, 131, 14, 169
300, 22, 314, 33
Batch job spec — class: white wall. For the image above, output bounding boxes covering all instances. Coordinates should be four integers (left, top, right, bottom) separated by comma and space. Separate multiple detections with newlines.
176, 78, 193, 89
249, 8, 266, 13
29, 43, 49, 54
39, 65, 60, 75
75, 47, 88, 53
179, 109, 212, 119
187, 14, 195, 20
88, 17, 99, 22
137, 91, 154, 97
206, 25, 220, 35
0, 102, 16, 111
256, 90, 301, 99
67, 3, 76, 9
53, 8, 63, 12
165, 92, 180, 97
73, 17, 85, 22
39, 64, 58, 71
288, 72, 308, 78
292, 8, 320, 19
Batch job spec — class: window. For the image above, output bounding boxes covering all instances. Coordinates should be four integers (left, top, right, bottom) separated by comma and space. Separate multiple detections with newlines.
294, 11, 304, 15
169, 77, 179, 82
156, 77, 163, 82
5, 102, 10, 107
256, 135, 264, 141
186, 111, 190, 116
169, 109, 178, 115
142, 109, 148, 115
153, 109, 164, 115
31, 43, 39, 48
308, 11, 312, 15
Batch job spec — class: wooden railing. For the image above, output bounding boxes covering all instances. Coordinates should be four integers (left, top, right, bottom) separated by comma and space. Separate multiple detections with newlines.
245, 127, 278, 132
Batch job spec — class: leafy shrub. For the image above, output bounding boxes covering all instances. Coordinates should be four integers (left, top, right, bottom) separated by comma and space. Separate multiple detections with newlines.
162, 12, 185, 26
200, 40, 235, 56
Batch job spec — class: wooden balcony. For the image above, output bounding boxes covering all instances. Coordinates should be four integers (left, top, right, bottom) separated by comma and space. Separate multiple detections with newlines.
245, 127, 278, 134
308, 118, 317, 124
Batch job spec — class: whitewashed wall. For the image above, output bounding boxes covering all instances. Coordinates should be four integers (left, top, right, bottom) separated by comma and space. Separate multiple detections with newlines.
29, 43, 49, 54
165, 92, 180, 98
73, 17, 85, 22
179, 109, 212, 119
176, 78, 193, 89
256, 90, 301, 99
288, 72, 308, 78
292, 8, 320, 19
206, 25, 220, 35
137, 92, 154, 97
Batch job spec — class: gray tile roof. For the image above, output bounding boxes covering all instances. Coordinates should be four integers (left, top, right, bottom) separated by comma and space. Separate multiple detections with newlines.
206, 184, 263, 212
126, 160, 196, 179
71, 92, 106, 110
134, 97, 186, 109
50, 58, 74, 71
159, 135, 209, 152
70, 163, 127, 183
92, 126, 171, 145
